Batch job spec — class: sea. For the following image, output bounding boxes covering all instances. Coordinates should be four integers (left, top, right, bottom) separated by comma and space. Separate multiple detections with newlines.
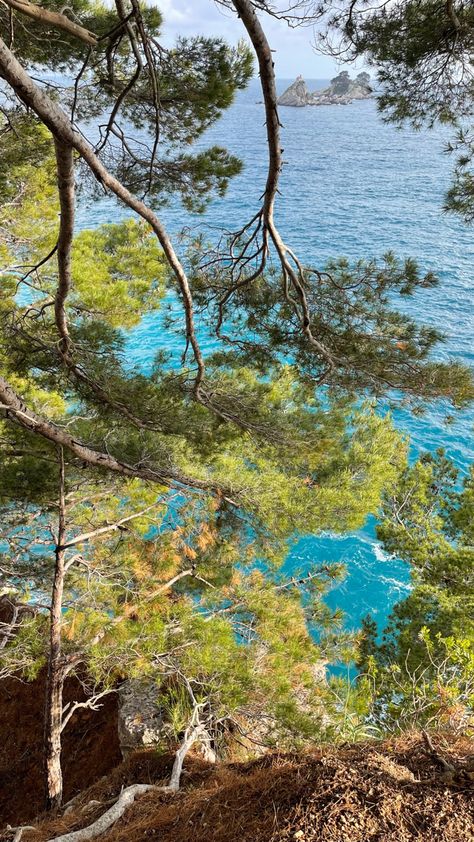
77, 78, 474, 637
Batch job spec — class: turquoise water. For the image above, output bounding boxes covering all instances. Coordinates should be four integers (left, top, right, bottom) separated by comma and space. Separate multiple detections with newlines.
77, 79, 473, 633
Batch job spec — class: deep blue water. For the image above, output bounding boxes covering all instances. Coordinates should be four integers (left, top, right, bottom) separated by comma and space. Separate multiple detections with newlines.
77, 79, 473, 634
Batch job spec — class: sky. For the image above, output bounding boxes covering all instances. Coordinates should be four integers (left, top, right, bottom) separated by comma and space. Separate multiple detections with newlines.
156, 0, 345, 79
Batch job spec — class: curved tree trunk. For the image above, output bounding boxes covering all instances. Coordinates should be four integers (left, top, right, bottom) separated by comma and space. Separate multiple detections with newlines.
48, 718, 206, 841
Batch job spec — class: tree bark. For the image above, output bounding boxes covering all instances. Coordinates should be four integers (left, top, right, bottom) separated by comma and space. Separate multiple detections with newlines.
1, 0, 98, 45
0, 36, 204, 394
45, 659, 65, 810
54, 140, 75, 355
0, 374, 229, 496
231, 0, 281, 224
44, 447, 67, 810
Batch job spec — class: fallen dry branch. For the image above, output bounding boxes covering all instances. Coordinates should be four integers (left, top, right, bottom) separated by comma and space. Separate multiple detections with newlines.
421, 729, 455, 773
420, 730, 474, 786
46, 785, 156, 842
4, 827, 36, 842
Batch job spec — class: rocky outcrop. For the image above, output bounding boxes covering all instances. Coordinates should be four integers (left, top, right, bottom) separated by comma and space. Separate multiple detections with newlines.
277, 71, 372, 107
118, 680, 217, 763
277, 75, 312, 107
118, 680, 165, 758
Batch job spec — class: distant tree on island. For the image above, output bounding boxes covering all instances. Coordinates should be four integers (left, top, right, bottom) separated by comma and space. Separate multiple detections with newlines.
0, 0, 472, 816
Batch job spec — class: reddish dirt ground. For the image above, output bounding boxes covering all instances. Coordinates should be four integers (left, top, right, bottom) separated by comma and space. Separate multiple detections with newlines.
0, 672, 121, 826
4, 735, 473, 842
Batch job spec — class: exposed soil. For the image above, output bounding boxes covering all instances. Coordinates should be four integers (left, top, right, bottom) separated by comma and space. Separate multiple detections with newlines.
5, 734, 473, 842
0, 672, 121, 826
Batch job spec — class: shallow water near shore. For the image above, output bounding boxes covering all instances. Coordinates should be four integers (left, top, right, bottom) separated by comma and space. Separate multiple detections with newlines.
77, 78, 474, 637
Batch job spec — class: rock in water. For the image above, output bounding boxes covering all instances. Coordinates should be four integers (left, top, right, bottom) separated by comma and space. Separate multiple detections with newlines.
277, 72, 372, 107
277, 75, 311, 107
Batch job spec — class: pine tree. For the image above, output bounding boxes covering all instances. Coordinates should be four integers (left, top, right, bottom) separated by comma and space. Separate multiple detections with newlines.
0, 0, 473, 810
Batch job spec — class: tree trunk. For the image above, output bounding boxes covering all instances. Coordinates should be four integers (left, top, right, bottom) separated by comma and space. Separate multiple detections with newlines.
45, 658, 65, 810
44, 447, 67, 810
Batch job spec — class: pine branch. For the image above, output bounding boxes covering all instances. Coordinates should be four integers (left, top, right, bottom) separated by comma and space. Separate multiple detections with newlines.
0, 37, 205, 398
0, 374, 232, 496
59, 502, 163, 550
2, 0, 98, 45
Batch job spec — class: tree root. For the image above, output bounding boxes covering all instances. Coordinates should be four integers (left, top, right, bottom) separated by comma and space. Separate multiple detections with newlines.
47, 784, 159, 842
47, 715, 206, 841
420, 730, 474, 787
4, 826, 36, 842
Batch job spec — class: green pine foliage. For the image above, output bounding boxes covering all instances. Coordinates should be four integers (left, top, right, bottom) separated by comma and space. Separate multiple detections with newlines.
0, 0, 473, 766
354, 451, 474, 732
192, 250, 474, 406
377, 452, 474, 663
0, 114, 414, 749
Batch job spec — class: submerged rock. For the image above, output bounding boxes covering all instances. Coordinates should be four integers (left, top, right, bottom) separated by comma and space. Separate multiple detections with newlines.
278, 71, 372, 107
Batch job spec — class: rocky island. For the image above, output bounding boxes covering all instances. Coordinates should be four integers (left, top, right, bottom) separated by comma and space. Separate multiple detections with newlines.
277, 71, 372, 107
